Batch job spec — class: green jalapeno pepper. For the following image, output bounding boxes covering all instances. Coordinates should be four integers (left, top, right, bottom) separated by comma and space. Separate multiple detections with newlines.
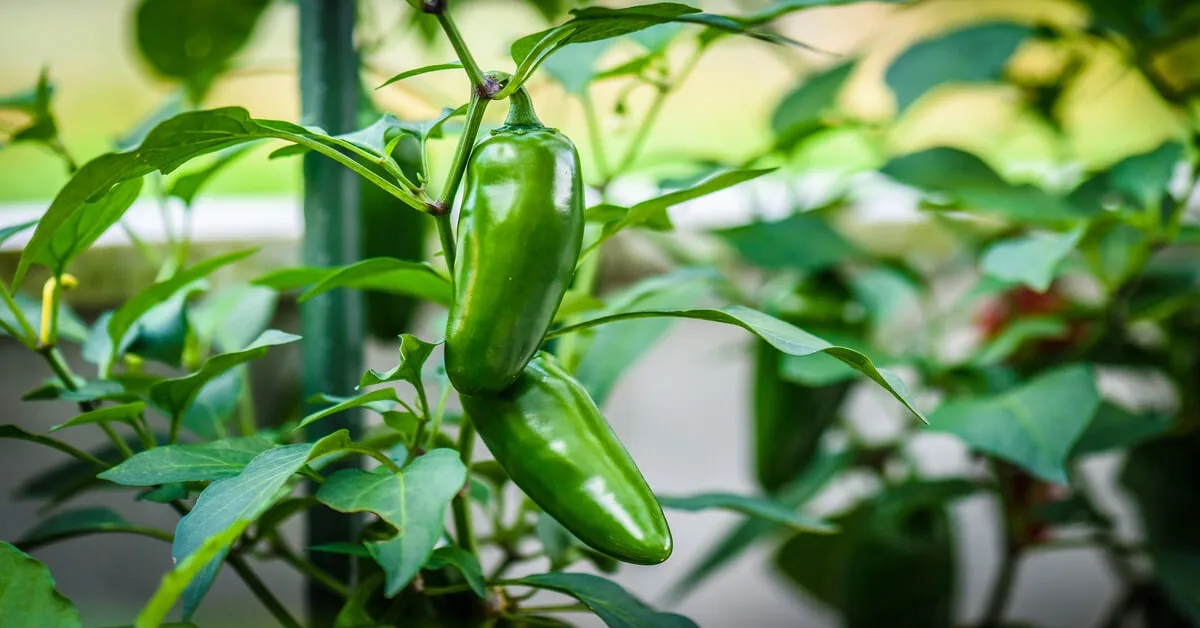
460, 352, 673, 565
444, 90, 583, 396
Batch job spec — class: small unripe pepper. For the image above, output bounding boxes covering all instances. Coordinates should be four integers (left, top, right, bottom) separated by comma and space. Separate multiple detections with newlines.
444, 88, 583, 396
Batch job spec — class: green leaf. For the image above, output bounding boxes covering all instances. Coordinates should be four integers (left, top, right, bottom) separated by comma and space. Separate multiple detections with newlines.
980, 227, 1084, 292
885, 22, 1032, 113
50, 402, 145, 433
333, 571, 384, 628
0, 218, 38, 247
773, 507, 864, 610
99, 437, 274, 486
309, 542, 372, 558
250, 266, 330, 291
1121, 434, 1200, 625
425, 546, 486, 599
125, 290, 193, 368
316, 449, 466, 596
970, 317, 1068, 366
576, 268, 716, 406
107, 249, 258, 368
134, 0, 271, 101
850, 266, 921, 331
138, 483, 191, 504
0, 68, 59, 146
172, 431, 353, 620
377, 62, 463, 89
588, 168, 775, 255
1105, 140, 1184, 212
1071, 402, 1172, 457
0, 542, 81, 628
881, 147, 1080, 223
268, 114, 421, 161
297, 388, 402, 430
668, 450, 850, 600
551, 305, 923, 421
190, 283, 279, 353
771, 61, 854, 151
718, 212, 855, 271
298, 258, 451, 306
167, 145, 253, 207
181, 369, 244, 439
138, 525, 246, 628
17, 507, 168, 551
149, 329, 300, 419
658, 493, 834, 532
511, 572, 698, 628
358, 334, 440, 390
14, 106, 420, 289
928, 364, 1101, 483
31, 178, 142, 276
23, 379, 134, 404
542, 40, 612, 95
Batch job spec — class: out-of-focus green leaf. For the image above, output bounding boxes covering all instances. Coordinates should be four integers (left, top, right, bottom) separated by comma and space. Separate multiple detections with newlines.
882, 147, 1081, 223
886, 22, 1032, 113
1073, 402, 1172, 457
772, 61, 855, 151
134, 0, 272, 102
719, 212, 856, 272
929, 364, 1100, 483
980, 226, 1085, 292
511, 572, 699, 628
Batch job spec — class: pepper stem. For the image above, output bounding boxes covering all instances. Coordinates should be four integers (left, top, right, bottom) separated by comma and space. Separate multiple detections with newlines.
503, 85, 543, 129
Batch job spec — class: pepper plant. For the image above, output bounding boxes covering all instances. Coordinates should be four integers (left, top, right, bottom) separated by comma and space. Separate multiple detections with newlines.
0, 1, 922, 627
4, 0, 1200, 627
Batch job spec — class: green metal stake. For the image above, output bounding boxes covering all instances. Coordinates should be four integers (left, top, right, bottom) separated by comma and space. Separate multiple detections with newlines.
299, 1, 361, 625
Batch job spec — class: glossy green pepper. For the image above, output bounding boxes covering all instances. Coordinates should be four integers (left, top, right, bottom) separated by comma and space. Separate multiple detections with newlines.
444, 90, 584, 396
460, 352, 673, 565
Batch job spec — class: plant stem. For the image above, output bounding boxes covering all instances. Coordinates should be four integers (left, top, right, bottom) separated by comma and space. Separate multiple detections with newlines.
434, 9, 489, 91
237, 371, 258, 436
226, 553, 303, 628
452, 416, 478, 555
981, 461, 1021, 627
17, 525, 173, 552
436, 93, 489, 211
37, 346, 135, 458
435, 212, 458, 271
272, 539, 351, 600
423, 582, 475, 596
350, 445, 403, 474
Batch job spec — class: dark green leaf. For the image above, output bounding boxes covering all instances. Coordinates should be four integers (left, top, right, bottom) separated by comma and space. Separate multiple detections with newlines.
1121, 435, 1200, 624
928, 364, 1100, 483
980, 226, 1085, 292
658, 493, 834, 532
149, 329, 300, 418
772, 61, 855, 151
316, 449, 467, 596
740, 0, 911, 25
127, 290, 194, 368
50, 402, 145, 433
357, 334, 440, 390
107, 249, 258, 368
512, 572, 698, 628
138, 483, 191, 504
881, 147, 1080, 223
167, 145, 253, 207
886, 22, 1032, 113
255, 497, 320, 539
333, 571, 384, 628
250, 266, 330, 291
542, 41, 612, 95
1107, 141, 1184, 211
190, 283, 278, 353
0, 218, 38, 247
970, 317, 1068, 366
1072, 402, 1172, 457
14, 106, 419, 289
0, 542, 81, 628
377, 62, 464, 89
719, 212, 855, 271
173, 431, 353, 619
297, 388, 402, 430
1, 68, 59, 146
774, 508, 864, 609
551, 305, 923, 421
668, 450, 850, 600
425, 546, 486, 599
99, 437, 274, 486
309, 542, 372, 558
588, 168, 776, 254
134, 0, 271, 101
298, 258, 451, 306
32, 179, 142, 276
181, 369, 244, 439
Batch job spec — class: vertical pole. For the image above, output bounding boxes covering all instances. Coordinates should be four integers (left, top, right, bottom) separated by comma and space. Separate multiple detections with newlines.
299, 1, 361, 625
